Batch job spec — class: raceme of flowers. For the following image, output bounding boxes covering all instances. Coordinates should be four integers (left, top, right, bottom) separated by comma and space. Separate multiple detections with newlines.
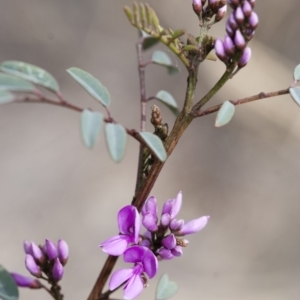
99, 192, 209, 299
11, 239, 69, 289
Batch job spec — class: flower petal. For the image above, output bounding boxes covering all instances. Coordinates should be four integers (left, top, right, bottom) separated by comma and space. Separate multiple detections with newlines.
123, 245, 147, 263
142, 212, 158, 232
158, 248, 174, 260
109, 268, 133, 291
142, 248, 158, 279
161, 234, 176, 250
118, 205, 139, 235
177, 216, 210, 236
99, 235, 132, 256
161, 192, 182, 219
123, 274, 144, 300
142, 196, 158, 221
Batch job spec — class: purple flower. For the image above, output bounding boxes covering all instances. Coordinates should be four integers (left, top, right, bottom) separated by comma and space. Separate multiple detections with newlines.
52, 258, 64, 281
25, 255, 41, 277
10, 273, 41, 289
109, 246, 158, 300
214, 39, 227, 61
57, 239, 69, 265
142, 196, 158, 232
161, 192, 182, 227
176, 216, 210, 236
192, 0, 202, 16
30, 242, 45, 264
100, 205, 141, 256
238, 47, 252, 68
23, 240, 32, 255
45, 239, 58, 261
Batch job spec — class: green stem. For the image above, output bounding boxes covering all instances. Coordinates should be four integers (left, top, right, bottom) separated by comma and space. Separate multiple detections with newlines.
192, 66, 235, 111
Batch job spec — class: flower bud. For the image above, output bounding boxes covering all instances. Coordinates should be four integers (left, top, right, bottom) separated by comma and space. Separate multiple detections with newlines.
160, 213, 171, 227
249, 11, 259, 29
10, 273, 41, 289
57, 239, 69, 266
224, 35, 235, 56
23, 241, 32, 255
215, 5, 227, 22
234, 29, 246, 50
208, 0, 219, 12
142, 213, 158, 232
162, 192, 182, 219
52, 258, 64, 281
162, 234, 176, 250
235, 7, 245, 24
242, 1, 252, 17
30, 242, 45, 265
25, 255, 41, 277
192, 0, 202, 16
226, 23, 234, 37
228, 12, 238, 30
238, 47, 251, 68
170, 219, 184, 231
45, 239, 58, 261
171, 246, 183, 257
158, 248, 174, 260
214, 39, 227, 61
176, 216, 210, 236
141, 196, 158, 222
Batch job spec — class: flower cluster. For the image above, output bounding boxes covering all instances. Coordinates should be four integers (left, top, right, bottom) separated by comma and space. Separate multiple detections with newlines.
193, 0, 228, 23
100, 192, 209, 299
215, 0, 258, 69
11, 239, 69, 289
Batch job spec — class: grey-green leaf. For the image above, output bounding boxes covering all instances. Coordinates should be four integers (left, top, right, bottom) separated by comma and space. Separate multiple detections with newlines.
0, 73, 35, 92
0, 91, 15, 104
0, 61, 59, 92
105, 124, 127, 163
215, 101, 235, 127
289, 87, 300, 106
139, 132, 167, 162
0, 265, 19, 300
294, 64, 300, 81
155, 90, 179, 116
67, 67, 111, 107
156, 274, 178, 300
151, 50, 179, 75
81, 110, 104, 148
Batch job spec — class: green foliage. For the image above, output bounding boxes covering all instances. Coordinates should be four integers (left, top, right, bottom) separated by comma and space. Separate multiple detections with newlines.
67, 68, 111, 107
0, 73, 35, 92
289, 87, 300, 106
155, 274, 178, 300
151, 51, 179, 75
139, 132, 167, 162
155, 90, 179, 116
215, 101, 235, 127
81, 110, 104, 148
0, 91, 15, 104
0, 266, 19, 300
0, 61, 59, 92
293, 64, 300, 81
105, 124, 127, 163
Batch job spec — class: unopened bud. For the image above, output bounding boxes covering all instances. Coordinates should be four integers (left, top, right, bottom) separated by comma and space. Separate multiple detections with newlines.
234, 29, 246, 50
160, 213, 171, 227
25, 255, 41, 277
224, 35, 235, 56
226, 23, 234, 37
30, 242, 45, 265
10, 273, 41, 289
52, 258, 64, 281
238, 47, 251, 68
158, 248, 174, 260
249, 11, 259, 29
23, 241, 32, 255
214, 39, 227, 61
192, 0, 202, 16
215, 5, 227, 22
171, 246, 183, 257
170, 219, 184, 231
142, 213, 158, 232
228, 12, 238, 30
242, 1, 252, 17
162, 234, 176, 250
45, 239, 58, 261
235, 7, 245, 24
58, 239, 69, 266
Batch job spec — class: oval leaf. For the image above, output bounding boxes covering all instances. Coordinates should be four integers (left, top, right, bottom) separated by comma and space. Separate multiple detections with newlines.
0, 73, 35, 92
0, 61, 59, 92
215, 101, 235, 127
105, 123, 127, 163
0, 265, 19, 300
81, 110, 104, 148
294, 64, 300, 81
156, 274, 178, 300
139, 132, 167, 162
289, 87, 300, 106
67, 67, 111, 107
0, 91, 15, 104
156, 90, 179, 116
151, 50, 179, 75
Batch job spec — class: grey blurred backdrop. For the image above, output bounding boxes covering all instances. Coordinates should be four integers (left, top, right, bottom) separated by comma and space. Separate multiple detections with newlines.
1, 1, 300, 300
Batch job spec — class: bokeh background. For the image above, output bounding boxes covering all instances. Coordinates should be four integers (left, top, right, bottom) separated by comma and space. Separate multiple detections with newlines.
1, 1, 300, 300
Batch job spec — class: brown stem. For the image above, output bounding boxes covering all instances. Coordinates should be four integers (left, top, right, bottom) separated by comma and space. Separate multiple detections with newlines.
192, 88, 289, 117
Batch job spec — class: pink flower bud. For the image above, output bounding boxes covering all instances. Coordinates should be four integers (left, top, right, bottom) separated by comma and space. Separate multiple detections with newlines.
214, 39, 227, 61
10, 273, 41, 289
192, 0, 202, 16
23, 241, 32, 255
242, 1, 252, 17
171, 246, 183, 257
142, 212, 158, 232
228, 12, 238, 30
234, 29, 246, 50
52, 258, 64, 281
162, 234, 176, 250
25, 255, 41, 277
45, 239, 58, 261
176, 216, 210, 236
57, 239, 69, 266
238, 47, 251, 68
249, 11, 259, 29
158, 248, 174, 260
215, 5, 227, 22
235, 7, 245, 24
30, 242, 45, 265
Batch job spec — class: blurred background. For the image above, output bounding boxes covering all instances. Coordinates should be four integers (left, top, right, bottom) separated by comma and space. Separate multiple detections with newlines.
1, 1, 300, 300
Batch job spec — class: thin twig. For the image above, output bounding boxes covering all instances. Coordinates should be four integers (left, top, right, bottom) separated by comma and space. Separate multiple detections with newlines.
192, 88, 290, 117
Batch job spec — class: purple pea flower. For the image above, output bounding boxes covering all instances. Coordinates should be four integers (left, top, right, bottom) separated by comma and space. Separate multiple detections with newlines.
109, 246, 158, 300
175, 216, 210, 236
160, 192, 182, 227
100, 205, 141, 256
10, 273, 41, 289
141, 196, 158, 232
